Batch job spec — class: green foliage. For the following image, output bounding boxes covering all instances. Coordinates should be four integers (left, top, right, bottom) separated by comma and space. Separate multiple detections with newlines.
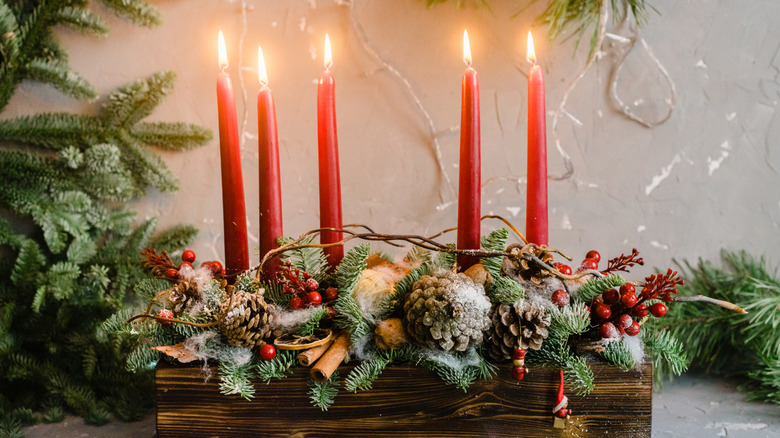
344, 348, 408, 392
333, 246, 372, 339
297, 307, 331, 337
218, 355, 256, 400
0, 0, 210, 426
256, 349, 297, 383
648, 251, 779, 403
574, 274, 625, 303
486, 274, 525, 305
480, 228, 508, 276
642, 331, 688, 387
278, 235, 329, 283
602, 339, 635, 370
378, 261, 433, 319
308, 371, 339, 411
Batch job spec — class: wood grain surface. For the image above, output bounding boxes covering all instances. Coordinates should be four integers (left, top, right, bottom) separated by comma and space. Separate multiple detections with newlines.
156, 360, 652, 437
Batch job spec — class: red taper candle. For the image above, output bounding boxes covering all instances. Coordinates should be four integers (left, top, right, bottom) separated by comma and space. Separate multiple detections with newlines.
457, 30, 481, 271
257, 46, 283, 280
526, 31, 548, 246
317, 34, 344, 269
216, 30, 249, 277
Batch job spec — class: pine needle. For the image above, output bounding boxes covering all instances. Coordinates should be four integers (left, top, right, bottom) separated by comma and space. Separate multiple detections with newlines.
308, 371, 339, 411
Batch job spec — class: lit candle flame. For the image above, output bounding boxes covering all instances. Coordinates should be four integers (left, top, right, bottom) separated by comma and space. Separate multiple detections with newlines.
218, 30, 228, 70
324, 34, 333, 70
463, 30, 472, 67
258, 45, 268, 86
527, 31, 536, 65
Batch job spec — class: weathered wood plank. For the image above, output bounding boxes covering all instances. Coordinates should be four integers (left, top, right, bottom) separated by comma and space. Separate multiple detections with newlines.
156, 360, 652, 437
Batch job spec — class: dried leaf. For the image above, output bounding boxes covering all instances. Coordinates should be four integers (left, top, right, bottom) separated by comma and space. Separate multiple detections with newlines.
152, 342, 199, 363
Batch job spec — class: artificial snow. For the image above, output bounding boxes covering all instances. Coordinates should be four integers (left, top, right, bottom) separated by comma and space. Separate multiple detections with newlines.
270, 307, 324, 331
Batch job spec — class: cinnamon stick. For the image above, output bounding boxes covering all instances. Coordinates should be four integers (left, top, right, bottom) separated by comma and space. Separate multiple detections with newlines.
297, 339, 334, 367
310, 333, 350, 382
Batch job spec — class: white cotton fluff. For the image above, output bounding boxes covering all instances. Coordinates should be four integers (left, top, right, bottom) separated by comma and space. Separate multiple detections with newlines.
352, 267, 399, 321
178, 265, 215, 294
269, 307, 323, 331
183, 331, 253, 381
422, 347, 481, 372
623, 334, 646, 368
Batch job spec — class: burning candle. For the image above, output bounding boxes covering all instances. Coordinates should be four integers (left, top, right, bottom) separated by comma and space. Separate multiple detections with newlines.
456, 30, 481, 271
216, 30, 249, 277
526, 31, 548, 246
257, 45, 283, 280
317, 34, 344, 269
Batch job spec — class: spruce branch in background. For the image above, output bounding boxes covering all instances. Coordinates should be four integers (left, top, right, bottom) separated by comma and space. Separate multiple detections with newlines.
0, 0, 211, 433
648, 250, 780, 404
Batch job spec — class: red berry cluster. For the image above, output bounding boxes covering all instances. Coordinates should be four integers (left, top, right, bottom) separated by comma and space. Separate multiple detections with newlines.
163, 249, 224, 280
277, 262, 340, 311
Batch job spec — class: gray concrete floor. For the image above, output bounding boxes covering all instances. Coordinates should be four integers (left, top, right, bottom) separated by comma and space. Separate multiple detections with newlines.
23, 374, 780, 437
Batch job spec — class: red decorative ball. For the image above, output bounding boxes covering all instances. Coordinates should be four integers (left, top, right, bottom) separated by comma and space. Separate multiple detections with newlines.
599, 322, 620, 339
305, 278, 319, 291
209, 260, 223, 276
179, 261, 193, 271
580, 258, 598, 271
631, 303, 649, 318
511, 366, 526, 381
157, 308, 174, 326
512, 348, 526, 360
602, 289, 620, 305
306, 291, 322, 307
323, 287, 339, 302
556, 264, 573, 276
594, 303, 612, 320
621, 292, 638, 308
181, 249, 196, 263
585, 250, 601, 263
625, 321, 641, 336
650, 302, 667, 317
259, 344, 276, 361
618, 314, 633, 329
324, 306, 336, 319
165, 268, 179, 280
591, 296, 604, 307
551, 289, 570, 307
619, 282, 636, 296
289, 296, 304, 310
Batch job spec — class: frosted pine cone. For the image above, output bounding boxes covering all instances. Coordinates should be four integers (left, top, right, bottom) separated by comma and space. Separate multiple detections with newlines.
485, 301, 551, 361
402, 270, 491, 352
502, 247, 556, 285
218, 290, 275, 348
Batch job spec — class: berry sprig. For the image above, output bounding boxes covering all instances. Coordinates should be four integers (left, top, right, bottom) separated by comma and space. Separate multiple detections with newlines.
602, 248, 644, 274
277, 261, 323, 310
641, 269, 684, 302
140, 247, 224, 281
140, 247, 177, 278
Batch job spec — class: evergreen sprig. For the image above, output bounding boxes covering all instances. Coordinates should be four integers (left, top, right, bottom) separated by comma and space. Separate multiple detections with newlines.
378, 261, 434, 320
602, 339, 635, 371
574, 274, 625, 303
218, 356, 256, 400
255, 349, 297, 383
486, 274, 525, 305
344, 348, 408, 392
277, 235, 329, 283
333, 246, 372, 339
480, 228, 509, 276
308, 371, 340, 411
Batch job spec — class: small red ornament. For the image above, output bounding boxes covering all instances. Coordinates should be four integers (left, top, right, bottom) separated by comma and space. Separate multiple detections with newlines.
513, 347, 526, 360
556, 264, 572, 276
165, 268, 179, 280
209, 260, 223, 276
579, 258, 598, 271
625, 321, 641, 336
324, 305, 336, 319
551, 289, 569, 307
585, 250, 601, 263
179, 261, 193, 271
259, 344, 276, 361
650, 302, 667, 317
594, 303, 612, 320
619, 282, 636, 296
631, 303, 649, 317
602, 288, 620, 304
599, 322, 620, 339
621, 292, 638, 308
591, 296, 604, 307
323, 287, 339, 302
617, 314, 633, 329
289, 296, 304, 310
511, 366, 526, 381
157, 308, 174, 326
181, 249, 196, 263
305, 278, 319, 291
306, 291, 322, 307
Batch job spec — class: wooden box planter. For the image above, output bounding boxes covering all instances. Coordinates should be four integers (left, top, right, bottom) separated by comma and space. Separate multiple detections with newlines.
156, 359, 652, 437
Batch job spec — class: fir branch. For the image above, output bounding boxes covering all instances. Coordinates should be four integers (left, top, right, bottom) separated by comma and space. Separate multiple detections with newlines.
255, 349, 297, 383
480, 228, 509, 277
296, 307, 330, 337
601, 339, 635, 370
643, 330, 688, 388
404, 245, 431, 266
378, 262, 433, 320
563, 355, 595, 396
308, 371, 339, 411
574, 274, 625, 303
54, 6, 109, 35
278, 235, 329, 283
335, 245, 371, 293
132, 121, 213, 151
98, 0, 162, 28
148, 224, 198, 253
434, 243, 457, 270
486, 274, 524, 305
218, 358, 256, 400
550, 300, 590, 335
25, 58, 96, 101
343, 348, 407, 392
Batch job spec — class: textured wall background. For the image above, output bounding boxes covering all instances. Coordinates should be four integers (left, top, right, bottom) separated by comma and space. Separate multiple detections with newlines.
7, 0, 779, 275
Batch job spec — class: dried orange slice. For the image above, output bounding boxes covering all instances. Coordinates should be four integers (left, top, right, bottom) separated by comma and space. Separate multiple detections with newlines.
273, 328, 333, 350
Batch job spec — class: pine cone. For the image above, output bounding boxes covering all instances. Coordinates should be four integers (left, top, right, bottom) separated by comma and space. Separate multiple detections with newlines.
218, 290, 275, 348
502, 248, 556, 285
485, 301, 551, 361
402, 270, 491, 352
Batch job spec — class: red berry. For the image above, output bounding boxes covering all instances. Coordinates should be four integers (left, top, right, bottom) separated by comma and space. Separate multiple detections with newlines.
200, 261, 214, 272
551, 289, 569, 307
306, 291, 322, 307
323, 287, 339, 302
305, 278, 319, 291
621, 292, 638, 308
181, 249, 196, 263
511, 366, 526, 381
580, 258, 598, 271
602, 289, 620, 304
165, 268, 179, 280
620, 283, 636, 296
179, 261, 193, 271
591, 296, 604, 307
599, 322, 620, 339
157, 308, 174, 326
289, 296, 304, 310
324, 306, 336, 319
259, 344, 276, 361
617, 314, 633, 329
556, 264, 572, 276
625, 321, 641, 336
585, 250, 601, 263
650, 302, 667, 317
631, 303, 649, 318
594, 303, 612, 320
209, 260, 223, 275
